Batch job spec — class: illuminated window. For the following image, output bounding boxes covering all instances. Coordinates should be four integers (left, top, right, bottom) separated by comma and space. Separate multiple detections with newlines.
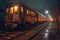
27, 10, 29, 14
10, 7, 13, 13
27, 9, 31, 14
21, 7, 23, 13
31, 11, 35, 16
14, 6, 18, 12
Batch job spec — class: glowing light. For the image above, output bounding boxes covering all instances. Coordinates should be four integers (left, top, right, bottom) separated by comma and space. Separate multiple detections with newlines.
45, 10, 49, 14
46, 30, 48, 32
27, 10, 29, 14
45, 33, 48, 38
50, 17, 53, 21
44, 30, 49, 38
14, 6, 18, 12
21, 7, 23, 13
10, 7, 13, 13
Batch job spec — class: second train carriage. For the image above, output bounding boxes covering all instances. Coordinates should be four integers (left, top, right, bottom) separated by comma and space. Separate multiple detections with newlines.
4, 2, 46, 31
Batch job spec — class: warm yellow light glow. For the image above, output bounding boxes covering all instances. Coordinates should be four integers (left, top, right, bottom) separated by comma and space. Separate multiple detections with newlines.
27, 10, 29, 14
31, 11, 34, 16
21, 7, 23, 13
14, 6, 18, 12
50, 18, 53, 21
10, 7, 13, 13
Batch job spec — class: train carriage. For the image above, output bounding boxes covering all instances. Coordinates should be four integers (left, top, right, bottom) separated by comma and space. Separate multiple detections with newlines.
4, 2, 46, 31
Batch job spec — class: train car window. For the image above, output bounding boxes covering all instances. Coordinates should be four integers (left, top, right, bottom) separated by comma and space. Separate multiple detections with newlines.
14, 6, 18, 13
27, 9, 29, 14
21, 7, 24, 13
31, 11, 35, 16
27, 9, 31, 15
10, 7, 13, 14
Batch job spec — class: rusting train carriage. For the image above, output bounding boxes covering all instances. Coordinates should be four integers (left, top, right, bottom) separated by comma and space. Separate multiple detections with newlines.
4, 2, 46, 31
5, 2, 37, 30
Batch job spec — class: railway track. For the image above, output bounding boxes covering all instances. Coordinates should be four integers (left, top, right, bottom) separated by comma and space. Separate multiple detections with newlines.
0, 22, 49, 40
29, 23, 50, 40
12, 22, 49, 40
29, 22, 57, 40
0, 30, 30, 40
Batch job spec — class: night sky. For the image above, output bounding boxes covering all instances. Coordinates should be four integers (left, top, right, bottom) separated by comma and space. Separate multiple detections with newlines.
0, 0, 59, 17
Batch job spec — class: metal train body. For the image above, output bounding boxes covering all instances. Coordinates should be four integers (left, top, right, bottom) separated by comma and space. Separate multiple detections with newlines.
4, 2, 47, 30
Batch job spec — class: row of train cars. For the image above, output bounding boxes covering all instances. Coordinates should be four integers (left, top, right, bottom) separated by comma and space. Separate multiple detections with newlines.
4, 2, 50, 31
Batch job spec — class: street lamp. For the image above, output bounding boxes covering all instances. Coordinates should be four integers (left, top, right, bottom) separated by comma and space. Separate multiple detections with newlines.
45, 10, 49, 14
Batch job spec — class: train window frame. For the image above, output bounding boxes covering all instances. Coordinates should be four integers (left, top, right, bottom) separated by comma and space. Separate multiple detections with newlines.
10, 7, 14, 14
21, 6, 24, 13
27, 9, 35, 17
31, 11, 35, 16
27, 9, 30, 14
26, 9, 31, 15
13, 5, 19, 13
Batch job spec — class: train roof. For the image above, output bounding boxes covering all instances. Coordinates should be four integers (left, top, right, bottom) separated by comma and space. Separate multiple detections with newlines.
6, 1, 45, 17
